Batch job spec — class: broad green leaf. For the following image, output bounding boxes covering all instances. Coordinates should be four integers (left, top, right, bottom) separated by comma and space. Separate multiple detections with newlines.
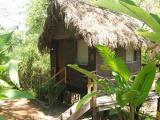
0, 32, 13, 52
96, 78, 111, 94
0, 32, 12, 45
91, 0, 160, 32
68, 64, 98, 82
145, 117, 154, 120
150, 13, 160, 25
120, 1, 160, 32
0, 93, 8, 99
132, 62, 156, 106
91, 0, 138, 19
8, 60, 20, 88
120, 0, 136, 5
122, 90, 139, 104
96, 45, 131, 81
0, 89, 34, 99
136, 31, 160, 43
116, 89, 127, 107
0, 79, 11, 88
0, 116, 4, 120
76, 91, 98, 110
0, 65, 7, 72
112, 72, 129, 89
68, 64, 110, 93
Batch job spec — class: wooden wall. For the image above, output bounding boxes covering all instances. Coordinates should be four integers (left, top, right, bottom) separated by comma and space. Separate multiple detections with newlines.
51, 40, 141, 94
66, 43, 96, 93
96, 47, 141, 78
50, 39, 96, 93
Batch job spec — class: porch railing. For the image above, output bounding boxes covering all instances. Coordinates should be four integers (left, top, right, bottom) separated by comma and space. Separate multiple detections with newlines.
51, 67, 67, 86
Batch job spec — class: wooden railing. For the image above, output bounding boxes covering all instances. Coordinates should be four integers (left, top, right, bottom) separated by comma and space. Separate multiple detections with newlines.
51, 67, 67, 86
87, 70, 99, 120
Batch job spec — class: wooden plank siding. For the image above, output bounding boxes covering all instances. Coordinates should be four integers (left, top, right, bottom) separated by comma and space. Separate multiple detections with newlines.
96, 47, 141, 79
51, 39, 141, 94
50, 39, 96, 93
66, 41, 96, 93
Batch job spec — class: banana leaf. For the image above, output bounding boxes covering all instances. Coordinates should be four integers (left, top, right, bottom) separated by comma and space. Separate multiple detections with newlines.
91, 0, 138, 19
91, 0, 160, 32
0, 89, 34, 99
131, 62, 156, 106
76, 91, 99, 110
120, 1, 160, 32
0, 79, 11, 88
136, 31, 160, 43
96, 45, 131, 81
8, 60, 20, 88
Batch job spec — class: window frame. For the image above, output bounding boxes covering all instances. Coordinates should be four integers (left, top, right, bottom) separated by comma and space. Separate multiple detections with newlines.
126, 47, 137, 63
76, 40, 89, 65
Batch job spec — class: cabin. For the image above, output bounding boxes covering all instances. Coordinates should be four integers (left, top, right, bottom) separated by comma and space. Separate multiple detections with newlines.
39, 0, 148, 96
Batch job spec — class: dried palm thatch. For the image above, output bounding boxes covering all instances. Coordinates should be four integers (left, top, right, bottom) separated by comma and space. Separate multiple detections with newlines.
39, 0, 149, 51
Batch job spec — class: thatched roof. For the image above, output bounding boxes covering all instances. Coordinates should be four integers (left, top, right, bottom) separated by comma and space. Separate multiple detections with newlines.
39, 0, 149, 51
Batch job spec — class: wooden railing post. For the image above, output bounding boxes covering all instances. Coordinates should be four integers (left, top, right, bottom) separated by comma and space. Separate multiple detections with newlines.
64, 67, 67, 85
87, 71, 98, 120
157, 97, 160, 119
92, 82, 98, 120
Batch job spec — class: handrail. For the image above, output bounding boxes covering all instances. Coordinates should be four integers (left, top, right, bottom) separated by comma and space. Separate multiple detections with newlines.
87, 70, 98, 120
50, 67, 65, 80
51, 67, 67, 86
54, 78, 65, 87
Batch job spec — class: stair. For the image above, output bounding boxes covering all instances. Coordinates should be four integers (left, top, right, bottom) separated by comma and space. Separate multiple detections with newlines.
56, 101, 91, 120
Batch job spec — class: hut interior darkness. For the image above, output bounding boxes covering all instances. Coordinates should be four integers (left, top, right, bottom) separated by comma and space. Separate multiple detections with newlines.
39, 0, 148, 94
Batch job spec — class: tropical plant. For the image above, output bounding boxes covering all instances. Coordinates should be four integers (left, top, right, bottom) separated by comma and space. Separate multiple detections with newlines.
26, 0, 48, 34
5, 0, 58, 103
68, 45, 156, 120
0, 32, 34, 100
91, 0, 160, 45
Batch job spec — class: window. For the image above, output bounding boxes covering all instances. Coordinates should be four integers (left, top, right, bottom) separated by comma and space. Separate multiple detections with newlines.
77, 40, 88, 65
126, 47, 137, 63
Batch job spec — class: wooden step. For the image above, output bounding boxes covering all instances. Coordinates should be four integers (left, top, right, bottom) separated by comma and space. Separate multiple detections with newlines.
57, 102, 90, 120
57, 92, 158, 120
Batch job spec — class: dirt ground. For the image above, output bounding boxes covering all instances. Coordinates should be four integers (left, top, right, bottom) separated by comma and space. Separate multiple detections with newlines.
0, 96, 158, 120
0, 99, 69, 120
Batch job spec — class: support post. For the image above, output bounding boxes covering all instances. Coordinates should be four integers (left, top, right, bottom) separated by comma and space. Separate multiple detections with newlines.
157, 97, 160, 119
64, 67, 67, 85
91, 82, 98, 120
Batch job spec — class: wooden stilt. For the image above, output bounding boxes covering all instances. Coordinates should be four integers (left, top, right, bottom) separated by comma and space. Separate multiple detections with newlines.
157, 97, 160, 119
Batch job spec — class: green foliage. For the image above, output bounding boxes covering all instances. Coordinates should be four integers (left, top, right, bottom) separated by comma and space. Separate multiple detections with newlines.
11, 35, 51, 98
40, 79, 65, 105
76, 92, 99, 110
69, 45, 156, 120
0, 32, 34, 100
26, 0, 48, 34
0, 116, 4, 120
156, 80, 160, 94
0, 79, 11, 88
0, 89, 34, 99
6, 0, 61, 104
8, 60, 20, 88
68, 64, 111, 94
91, 0, 138, 19
91, 0, 160, 44
96, 45, 131, 81
120, 1, 160, 32
131, 62, 156, 106
136, 31, 160, 43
